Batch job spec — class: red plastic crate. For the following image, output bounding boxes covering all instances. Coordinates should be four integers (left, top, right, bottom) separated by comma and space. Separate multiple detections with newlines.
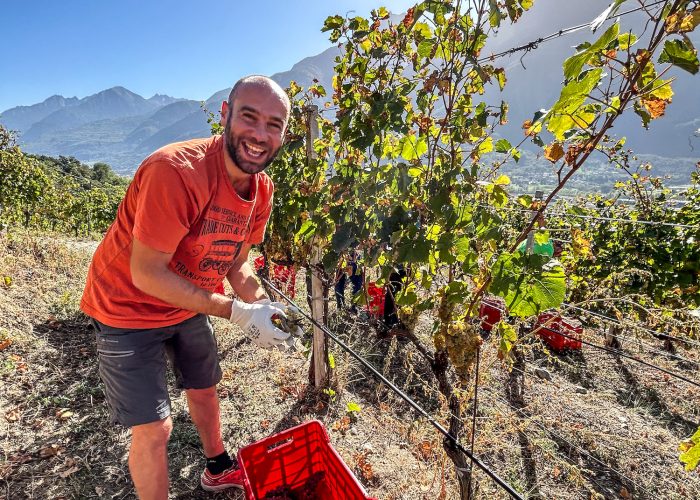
561, 316, 583, 350
479, 296, 506, 331
253, 255, 297, 298
366, 282, 385, 318
534, 312, 582, 352
228, 420, 374, 499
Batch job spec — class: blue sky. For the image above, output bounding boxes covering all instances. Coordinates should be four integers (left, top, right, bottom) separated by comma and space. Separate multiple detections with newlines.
1, 0, 416, 111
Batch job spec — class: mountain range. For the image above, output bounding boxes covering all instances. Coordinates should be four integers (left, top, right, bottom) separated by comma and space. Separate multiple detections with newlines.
0, 47, 338, 174
1, 1, 698, 183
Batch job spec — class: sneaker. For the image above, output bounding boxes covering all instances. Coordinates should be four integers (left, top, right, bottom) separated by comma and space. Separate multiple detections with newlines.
200, 465, 244, 492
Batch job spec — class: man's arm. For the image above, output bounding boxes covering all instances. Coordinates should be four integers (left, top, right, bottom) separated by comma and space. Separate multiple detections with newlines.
225, 243, 267, 303
130, 237, 233, 319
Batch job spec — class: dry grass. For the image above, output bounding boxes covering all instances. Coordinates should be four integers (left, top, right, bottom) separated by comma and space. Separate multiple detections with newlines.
0, 230, 449, 499
1, 229, 699, 499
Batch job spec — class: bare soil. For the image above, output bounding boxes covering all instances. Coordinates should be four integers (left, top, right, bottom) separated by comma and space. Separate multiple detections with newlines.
1, 230, 698, 499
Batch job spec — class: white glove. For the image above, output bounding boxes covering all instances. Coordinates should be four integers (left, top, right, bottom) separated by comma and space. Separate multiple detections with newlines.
229, 299, 291, 350
253, 300, 305, 350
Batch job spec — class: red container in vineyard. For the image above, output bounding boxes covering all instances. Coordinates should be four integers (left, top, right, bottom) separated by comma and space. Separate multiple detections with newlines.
534, 311, 582, 352
226, 420, 374, 499
253, 255, 296, 298
560, 316, 583, 350
479, 296, 506, 331
366, 282, 385, 318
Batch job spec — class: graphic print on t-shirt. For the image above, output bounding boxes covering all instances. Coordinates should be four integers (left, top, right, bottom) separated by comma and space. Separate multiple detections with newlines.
199, 239, 242, 275
170, 204, 252, 290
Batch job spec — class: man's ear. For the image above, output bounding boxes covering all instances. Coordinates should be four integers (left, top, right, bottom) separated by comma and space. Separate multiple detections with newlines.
220, 100, 229, 126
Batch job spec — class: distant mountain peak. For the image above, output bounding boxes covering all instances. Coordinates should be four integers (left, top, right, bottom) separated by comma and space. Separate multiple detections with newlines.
96, 86, 140, 97
147, 94, 183, 106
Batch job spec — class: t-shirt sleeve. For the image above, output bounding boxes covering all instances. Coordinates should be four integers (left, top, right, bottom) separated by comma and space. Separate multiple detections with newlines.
132, 161, 200, 253
246, 176, 273, 245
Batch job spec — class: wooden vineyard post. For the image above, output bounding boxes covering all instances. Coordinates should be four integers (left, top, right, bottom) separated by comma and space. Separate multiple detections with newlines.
304, 105, 329, 388
605, 324, 622, 349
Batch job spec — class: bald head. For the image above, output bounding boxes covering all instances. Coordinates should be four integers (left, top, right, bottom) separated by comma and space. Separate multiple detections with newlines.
228, 75, 290, 118
221, 75, 291, 175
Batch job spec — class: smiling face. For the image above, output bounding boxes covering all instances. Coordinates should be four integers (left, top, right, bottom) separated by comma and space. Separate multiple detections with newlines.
223, 82, 289, 175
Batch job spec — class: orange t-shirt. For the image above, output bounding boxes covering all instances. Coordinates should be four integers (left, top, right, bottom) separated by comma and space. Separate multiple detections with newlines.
80, 135, 273, 329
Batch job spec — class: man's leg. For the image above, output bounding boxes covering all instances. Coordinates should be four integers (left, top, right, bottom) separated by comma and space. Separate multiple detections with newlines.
185, 386, 224, 458
129, 418, 173, 500
92, 318, 173, 498
168, 315, 239, 491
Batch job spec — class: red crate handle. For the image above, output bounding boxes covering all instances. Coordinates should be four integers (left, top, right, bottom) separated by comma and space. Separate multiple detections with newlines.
266, 436, 294, 453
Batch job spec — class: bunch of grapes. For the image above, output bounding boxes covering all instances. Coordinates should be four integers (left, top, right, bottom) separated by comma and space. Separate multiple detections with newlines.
398, 305, 421, 330
297, 471, 326, 499
271, 306, 304, 335
264, 485, 295, 500
445, 320, 482, 385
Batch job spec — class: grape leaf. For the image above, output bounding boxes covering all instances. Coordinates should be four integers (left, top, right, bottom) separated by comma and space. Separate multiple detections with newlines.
563, 22, 619, 80
346, 402, 362, 413
679, 427, 700, 471
544, 143, 565, 163
658, 39, 699, 74
546, 69, 602, 140
491, 253, 566, 318
496, 322, 518, 365
495, 138, 512, 153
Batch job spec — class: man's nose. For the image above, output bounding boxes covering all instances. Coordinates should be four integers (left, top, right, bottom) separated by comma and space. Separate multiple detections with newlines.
249, 122, 267, 143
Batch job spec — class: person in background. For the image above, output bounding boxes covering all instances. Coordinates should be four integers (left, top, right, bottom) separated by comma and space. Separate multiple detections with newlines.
383, 263, 407, 329
80, 75, 292, 499
334, 248, 364, 313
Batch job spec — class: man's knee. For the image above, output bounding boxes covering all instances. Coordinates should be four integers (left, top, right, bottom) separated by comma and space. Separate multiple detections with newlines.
186, 385, 218, 404
131, 417, 173, 448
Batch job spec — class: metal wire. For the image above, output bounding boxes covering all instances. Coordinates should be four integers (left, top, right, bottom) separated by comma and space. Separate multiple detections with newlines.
498, 205, 700, 230
562, 303, 700, 349
534, 324, 700, 389
477, 0, 668, 64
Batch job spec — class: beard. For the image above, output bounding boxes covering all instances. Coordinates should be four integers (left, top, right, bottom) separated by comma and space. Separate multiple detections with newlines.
224, 114, 280, 175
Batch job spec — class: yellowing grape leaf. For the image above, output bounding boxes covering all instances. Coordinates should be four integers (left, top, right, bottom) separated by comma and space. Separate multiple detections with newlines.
496, 322, 517, 364
679, 427, 700, 471
493, 174, 510, 186
666, 8, 700, 33
346, 402, 362, 413
650, 79, 674, 100
495, 68, 507, 91
544, 143, 565, 163
572, 229, 592, 258
522, 120, 542, 136
0, 338, 12, 351
641, 96, 669, 119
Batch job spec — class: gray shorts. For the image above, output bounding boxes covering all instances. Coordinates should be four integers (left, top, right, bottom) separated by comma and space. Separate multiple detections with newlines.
91, 314, 222, 427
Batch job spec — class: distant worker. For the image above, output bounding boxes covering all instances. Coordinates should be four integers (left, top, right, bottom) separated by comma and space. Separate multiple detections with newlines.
334, 248, 364, 313
80, 76, 292, 498
383, 263, 407, 329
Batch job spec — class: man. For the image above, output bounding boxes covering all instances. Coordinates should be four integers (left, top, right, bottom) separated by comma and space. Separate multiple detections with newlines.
334, 248, 363, 312
80, 75, 292, 499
